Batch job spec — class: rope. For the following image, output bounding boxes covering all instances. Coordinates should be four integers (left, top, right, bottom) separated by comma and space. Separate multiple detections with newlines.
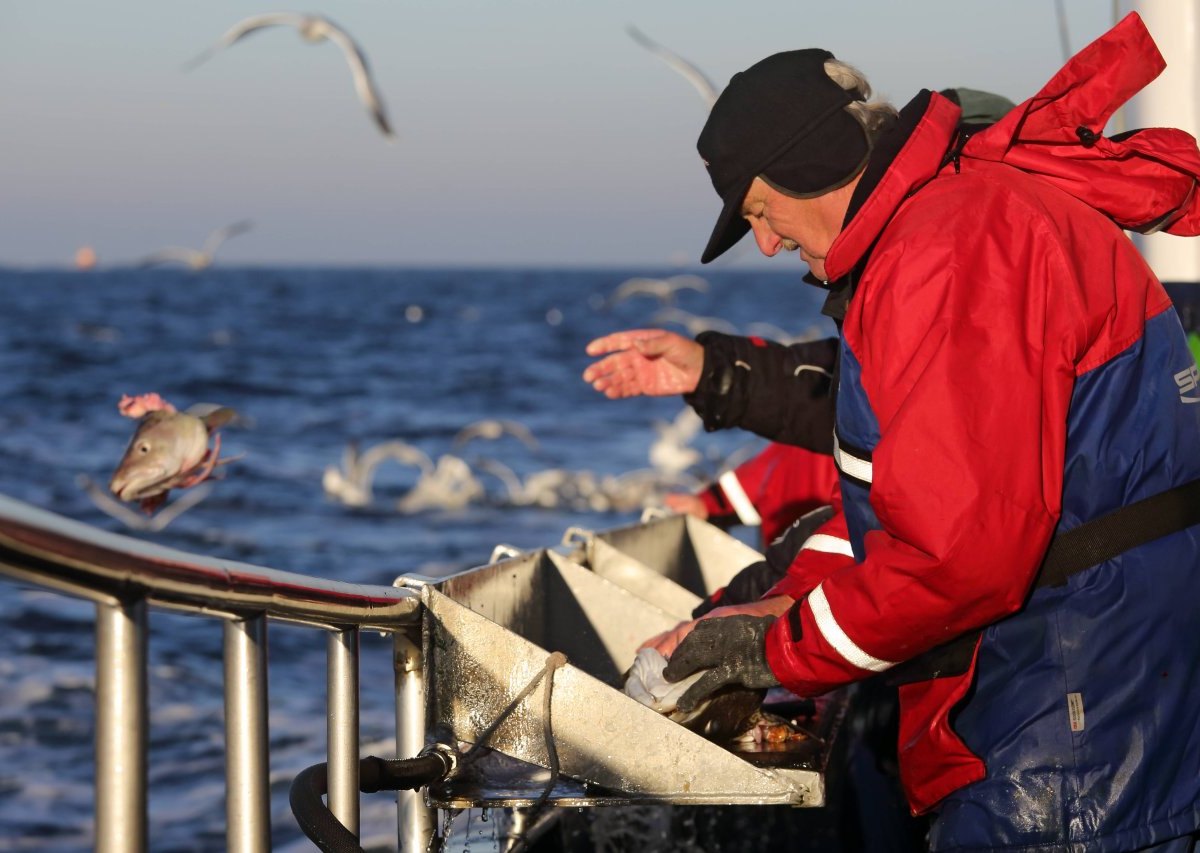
535, 652, 566, 807
460, 651, 566, 767
457, 651, 567, 853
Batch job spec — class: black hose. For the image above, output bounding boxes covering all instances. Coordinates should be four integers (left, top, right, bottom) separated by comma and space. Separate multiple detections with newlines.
360, 753, 450, 793
289, 752, 452, 853
290, 763, 360, 853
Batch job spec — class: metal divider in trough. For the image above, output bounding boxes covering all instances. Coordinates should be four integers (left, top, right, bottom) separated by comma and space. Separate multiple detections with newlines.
407, 517, 838, 810
566, 514, 765, 617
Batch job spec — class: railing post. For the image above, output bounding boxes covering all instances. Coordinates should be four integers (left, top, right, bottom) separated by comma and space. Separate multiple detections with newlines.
95, 597, 147, 853
395, 627, 436, 852
328, 627, 360, 836
223, 615, 271, 852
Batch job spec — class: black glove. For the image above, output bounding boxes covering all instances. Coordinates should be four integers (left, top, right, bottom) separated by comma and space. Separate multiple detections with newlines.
662, 615, 780, 712
691, 505, 836, 618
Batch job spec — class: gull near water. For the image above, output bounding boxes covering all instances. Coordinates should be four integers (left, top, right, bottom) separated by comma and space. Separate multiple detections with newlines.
137, 220, 253, 270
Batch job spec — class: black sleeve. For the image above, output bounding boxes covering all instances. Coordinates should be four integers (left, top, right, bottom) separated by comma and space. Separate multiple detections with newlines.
699, 483, 737, 527
683, 333, 837, 454
691, 505, 835, 617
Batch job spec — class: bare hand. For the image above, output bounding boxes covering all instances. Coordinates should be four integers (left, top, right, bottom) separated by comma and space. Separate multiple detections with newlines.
639, 620, 695, 659
582, 329, 704, 399
664, 492, 709, 519
639, 596, 794, 658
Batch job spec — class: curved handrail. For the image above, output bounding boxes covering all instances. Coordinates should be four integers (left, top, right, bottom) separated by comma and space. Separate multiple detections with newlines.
0, 493, 420, 630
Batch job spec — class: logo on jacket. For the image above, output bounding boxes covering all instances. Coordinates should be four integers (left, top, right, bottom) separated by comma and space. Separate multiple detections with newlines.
1175, 363, 1200, 403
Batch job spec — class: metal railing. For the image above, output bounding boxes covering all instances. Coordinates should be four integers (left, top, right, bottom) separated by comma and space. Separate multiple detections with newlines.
0, 494, 426, 852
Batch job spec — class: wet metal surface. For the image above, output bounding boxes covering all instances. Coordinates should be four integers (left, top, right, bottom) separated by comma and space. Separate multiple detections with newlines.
411, 515, 847, 809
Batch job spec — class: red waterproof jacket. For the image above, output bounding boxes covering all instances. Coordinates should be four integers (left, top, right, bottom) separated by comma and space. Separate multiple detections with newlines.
761, 14, 1200, 848
699, 441, 839, 546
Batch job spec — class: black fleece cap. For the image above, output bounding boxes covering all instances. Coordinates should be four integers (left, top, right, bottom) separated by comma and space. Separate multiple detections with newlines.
697, 49, 870, 263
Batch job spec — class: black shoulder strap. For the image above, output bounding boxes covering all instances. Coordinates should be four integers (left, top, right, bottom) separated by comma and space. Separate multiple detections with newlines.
1036, 477, 1200, 588
885, 477, 1200, 686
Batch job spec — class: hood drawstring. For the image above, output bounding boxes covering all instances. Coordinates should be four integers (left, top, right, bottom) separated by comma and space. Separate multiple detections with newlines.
940, 129, 973, 175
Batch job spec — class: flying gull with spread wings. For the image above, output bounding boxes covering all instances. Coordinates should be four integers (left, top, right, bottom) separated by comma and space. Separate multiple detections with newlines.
137, 220, 253, 270
625, 25, 720, 108
186, 13, 394, 138
608, 274, 709, 307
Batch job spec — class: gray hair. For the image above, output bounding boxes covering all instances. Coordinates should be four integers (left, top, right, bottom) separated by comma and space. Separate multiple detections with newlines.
824, 58, 897, 143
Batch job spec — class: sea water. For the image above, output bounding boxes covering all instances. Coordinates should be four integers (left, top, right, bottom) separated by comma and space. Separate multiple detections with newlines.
0, 266, 833, 851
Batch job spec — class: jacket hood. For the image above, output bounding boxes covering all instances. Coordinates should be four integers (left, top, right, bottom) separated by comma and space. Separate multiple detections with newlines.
822, 92, 959, 283
824, 11, 1200, 286
964, 12, 1200, 236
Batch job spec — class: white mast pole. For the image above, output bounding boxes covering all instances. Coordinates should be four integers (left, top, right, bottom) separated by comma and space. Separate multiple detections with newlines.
1121, 0, 1200, 284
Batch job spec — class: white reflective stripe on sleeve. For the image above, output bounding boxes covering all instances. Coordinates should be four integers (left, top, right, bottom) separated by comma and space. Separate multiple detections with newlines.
800, 533, 855, 558
833, 433, 873, 484
808, 583, 896, 673
717, 470, 763, 526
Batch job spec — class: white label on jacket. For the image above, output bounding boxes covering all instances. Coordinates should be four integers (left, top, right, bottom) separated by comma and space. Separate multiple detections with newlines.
1067, 692, 1085, 732
1175, 364, 1200, 403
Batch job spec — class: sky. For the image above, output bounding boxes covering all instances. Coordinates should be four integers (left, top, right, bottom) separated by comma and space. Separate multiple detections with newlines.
0, 1, 1137, 269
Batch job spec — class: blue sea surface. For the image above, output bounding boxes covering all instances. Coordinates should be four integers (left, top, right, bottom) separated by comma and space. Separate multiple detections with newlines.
0, 266, 833, 851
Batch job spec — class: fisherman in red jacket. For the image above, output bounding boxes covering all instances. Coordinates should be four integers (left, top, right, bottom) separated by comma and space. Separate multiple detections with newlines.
586, 14, 1200, 851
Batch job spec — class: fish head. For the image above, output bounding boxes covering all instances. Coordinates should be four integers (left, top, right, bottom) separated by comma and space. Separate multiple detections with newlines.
624, 647, 765, 742
109, 411, 210, 502
669, 685, 767, 742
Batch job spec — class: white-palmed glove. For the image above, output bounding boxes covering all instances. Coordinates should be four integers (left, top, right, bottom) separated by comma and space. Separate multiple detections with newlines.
662, 615, 779, 712
623, 647, 707, 716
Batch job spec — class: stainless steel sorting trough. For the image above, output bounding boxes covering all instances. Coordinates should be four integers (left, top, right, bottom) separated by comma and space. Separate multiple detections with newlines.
399, 513, 848, 811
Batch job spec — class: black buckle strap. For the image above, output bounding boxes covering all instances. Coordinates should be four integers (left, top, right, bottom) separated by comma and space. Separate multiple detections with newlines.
885, 477, 1200, 686
1037, 477, 1200, 587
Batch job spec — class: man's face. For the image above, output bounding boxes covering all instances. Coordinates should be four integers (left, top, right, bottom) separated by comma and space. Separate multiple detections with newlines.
740, 177, 853, 281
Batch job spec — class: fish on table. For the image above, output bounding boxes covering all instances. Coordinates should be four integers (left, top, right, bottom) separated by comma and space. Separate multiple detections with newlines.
109, 393, 238, 514
624, 646, 765, 741
624, 646, 814, 747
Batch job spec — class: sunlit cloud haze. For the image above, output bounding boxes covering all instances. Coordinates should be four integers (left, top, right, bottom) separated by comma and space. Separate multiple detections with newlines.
0, 1, 1123, 268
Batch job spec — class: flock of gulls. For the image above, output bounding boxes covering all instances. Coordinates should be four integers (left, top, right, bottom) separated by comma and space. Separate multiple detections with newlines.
91, 12, 395, 270
79, 267, 818, 531
83, 18, 718, 270
83, 409, 712, 531
78, 24, 787, 531
318, 411, 708, 515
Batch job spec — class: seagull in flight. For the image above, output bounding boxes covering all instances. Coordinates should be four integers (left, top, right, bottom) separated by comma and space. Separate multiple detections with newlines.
137, 220, 253, 270
78, 474, 213, 532
625, 25, 719, 108
452, 419, 541, 453
186, 13, 394, 138
609, 274, 709, 307
322, 440, 434, 507
650, 307, 739, 337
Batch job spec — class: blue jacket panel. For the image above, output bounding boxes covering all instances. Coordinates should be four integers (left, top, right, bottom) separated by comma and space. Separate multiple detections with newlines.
839, 309, 1200, 851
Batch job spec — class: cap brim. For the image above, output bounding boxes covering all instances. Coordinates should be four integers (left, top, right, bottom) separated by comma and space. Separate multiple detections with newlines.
700, 175, 754, 264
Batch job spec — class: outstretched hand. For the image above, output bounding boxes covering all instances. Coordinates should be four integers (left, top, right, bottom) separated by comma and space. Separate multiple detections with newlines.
664, 492, 709, 519
582, 329, 704, 399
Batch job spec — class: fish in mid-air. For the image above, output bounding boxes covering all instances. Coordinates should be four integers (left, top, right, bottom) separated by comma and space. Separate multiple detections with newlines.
185, 13, 394, 138
109, 393, 238, 514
